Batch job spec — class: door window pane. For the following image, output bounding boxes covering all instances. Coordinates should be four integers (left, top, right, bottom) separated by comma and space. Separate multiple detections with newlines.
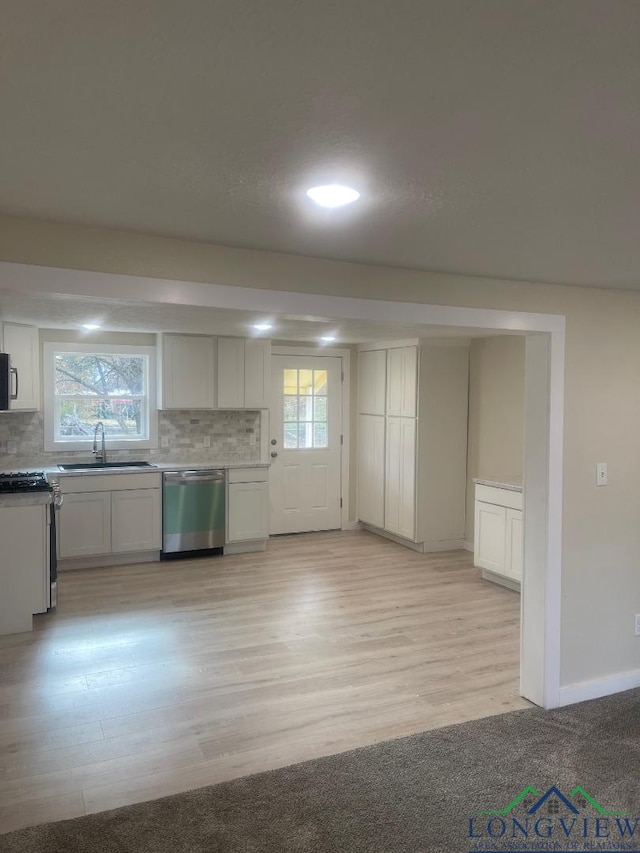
314, 396, 327, 421
281, 368, 330, 449
284, 369, 298, 395
284, 396, 298, 421
313, 424, 328, 448
284, 424, 298, 448
314, 370, 328, 395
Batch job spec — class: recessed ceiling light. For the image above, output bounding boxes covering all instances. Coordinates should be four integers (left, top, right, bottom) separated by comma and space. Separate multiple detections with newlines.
306, 185, 360, 208
253, 323, 273, 331
82, 323, 101, 330
321, 335, 336, 342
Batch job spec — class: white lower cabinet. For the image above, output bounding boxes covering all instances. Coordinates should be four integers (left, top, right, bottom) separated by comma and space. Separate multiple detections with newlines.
112, 489, 162, 553
226, 468, 269, 551
57, 473, 161, 565
228, 482, 269, 541
58, 492, 111, 558
0, 503, 49, 635
474, 484, 523, 589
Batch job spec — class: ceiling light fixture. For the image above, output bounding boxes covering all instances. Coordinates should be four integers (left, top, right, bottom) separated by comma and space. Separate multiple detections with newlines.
321, 335, 336, 342
253, 323, 273, 331
306, 184, 360, 208
82, 323, 101, 330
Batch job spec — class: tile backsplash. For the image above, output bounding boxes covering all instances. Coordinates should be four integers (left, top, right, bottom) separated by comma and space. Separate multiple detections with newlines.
0, 410, 262, 469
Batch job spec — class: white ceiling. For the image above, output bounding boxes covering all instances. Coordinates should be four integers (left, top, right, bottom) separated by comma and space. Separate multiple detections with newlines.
1, 1, 639, 289
0, 288, 507, 342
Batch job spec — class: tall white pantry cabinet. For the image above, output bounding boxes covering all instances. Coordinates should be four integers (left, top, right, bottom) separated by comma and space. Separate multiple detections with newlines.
357, 341, 469, 552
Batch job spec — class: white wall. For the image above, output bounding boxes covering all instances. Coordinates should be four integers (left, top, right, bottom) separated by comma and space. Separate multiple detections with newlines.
466, 336, 526, 544
1, 214, 640, 690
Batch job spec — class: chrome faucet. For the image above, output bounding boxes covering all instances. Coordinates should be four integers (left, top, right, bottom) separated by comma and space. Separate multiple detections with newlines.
93, 421, 107, 463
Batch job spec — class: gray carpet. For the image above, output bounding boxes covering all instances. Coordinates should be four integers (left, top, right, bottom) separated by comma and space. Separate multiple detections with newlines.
1, 689, 639, 853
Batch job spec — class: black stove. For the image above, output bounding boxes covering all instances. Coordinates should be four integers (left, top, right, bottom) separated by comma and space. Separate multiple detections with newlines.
0, 471, 52, 494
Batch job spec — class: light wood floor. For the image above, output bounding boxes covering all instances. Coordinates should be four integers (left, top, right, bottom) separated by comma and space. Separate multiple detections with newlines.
0, 530, 528, 834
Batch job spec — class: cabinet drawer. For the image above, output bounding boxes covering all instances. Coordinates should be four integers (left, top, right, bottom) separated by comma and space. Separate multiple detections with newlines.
475, 484, 522, 511
59, 473, 161, 493
228, 468, 269, 484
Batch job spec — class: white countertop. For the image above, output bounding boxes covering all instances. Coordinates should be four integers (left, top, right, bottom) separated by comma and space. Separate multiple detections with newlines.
473, 477, 523, 493
44, 461, 270, 479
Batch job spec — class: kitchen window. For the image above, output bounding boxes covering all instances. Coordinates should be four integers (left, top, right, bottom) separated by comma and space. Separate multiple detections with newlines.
43, 343, 158, 452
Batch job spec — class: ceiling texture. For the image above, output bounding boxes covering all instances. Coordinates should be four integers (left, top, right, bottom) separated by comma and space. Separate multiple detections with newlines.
1, 0, 639, 290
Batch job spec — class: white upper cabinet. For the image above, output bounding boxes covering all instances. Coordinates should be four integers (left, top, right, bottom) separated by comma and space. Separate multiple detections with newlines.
1, 323, 40, 411
358, 349, 386, 415
386, 346, 417, 417
217, 338, 245, 408
244, 339, 270, 409
158, 334, 216, 410
217, 337, 270, 409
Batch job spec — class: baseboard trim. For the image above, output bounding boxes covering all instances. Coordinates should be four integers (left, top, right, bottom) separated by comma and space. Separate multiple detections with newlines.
223, 540, 267, 555
422, 538, 466, 553
360, 524, 424, 552
342, 520, 363, 531
557, 668, 640, 707
463, 540, 474, 552
58, 551, 160, 571
481, 567, 521, 593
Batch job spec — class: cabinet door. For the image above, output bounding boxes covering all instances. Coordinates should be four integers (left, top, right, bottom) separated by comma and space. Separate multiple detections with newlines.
384, 416, 416, 539
58, 492, 111, 558
228, 481, 269, 541
474, 501, 507, 575
386, 346, 417, 417
505, 508, 523, 581
357, 414, 385, 527
244, 339, 270, 409
0, 504, 48, 634
217, 338, 245, 408
358, 349, 386, 415
161, 334, 216, 409
398, 417, 416, 540
2, 323, 40, 411
112, 489, 161, 553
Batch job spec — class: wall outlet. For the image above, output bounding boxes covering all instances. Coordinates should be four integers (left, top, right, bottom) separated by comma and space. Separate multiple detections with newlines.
202, 435, 211, 448
160, 435, 170, 448
6, 440, 17, 455
635, 614, 640, 637
596, 462, 608, 486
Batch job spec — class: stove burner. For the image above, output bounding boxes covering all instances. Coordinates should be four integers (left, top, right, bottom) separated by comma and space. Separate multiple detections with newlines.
0, 471, 52, 494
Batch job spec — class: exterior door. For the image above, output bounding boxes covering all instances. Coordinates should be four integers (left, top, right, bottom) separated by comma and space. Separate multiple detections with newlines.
270, 355, 342, 534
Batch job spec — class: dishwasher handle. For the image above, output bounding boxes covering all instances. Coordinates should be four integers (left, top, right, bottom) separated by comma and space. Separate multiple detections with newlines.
163, 470, 225, 485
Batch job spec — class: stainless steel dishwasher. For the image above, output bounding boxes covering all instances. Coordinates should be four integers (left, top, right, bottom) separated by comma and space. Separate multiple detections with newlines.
161, 469, 225, 557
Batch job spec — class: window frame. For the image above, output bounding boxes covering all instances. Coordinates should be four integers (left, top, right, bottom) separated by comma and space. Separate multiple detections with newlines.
43, 342, 158, 452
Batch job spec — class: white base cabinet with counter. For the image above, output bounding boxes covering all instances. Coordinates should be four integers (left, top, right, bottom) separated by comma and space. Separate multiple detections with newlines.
473, 482, 523, 591
225, 467, 269, 554
57, 472, 162, 568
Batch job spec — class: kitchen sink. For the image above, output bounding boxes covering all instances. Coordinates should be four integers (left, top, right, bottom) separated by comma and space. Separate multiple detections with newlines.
58, 461, 157, 471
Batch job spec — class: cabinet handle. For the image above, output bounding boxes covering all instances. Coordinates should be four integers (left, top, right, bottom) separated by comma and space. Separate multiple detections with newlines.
10, 367, 18, 400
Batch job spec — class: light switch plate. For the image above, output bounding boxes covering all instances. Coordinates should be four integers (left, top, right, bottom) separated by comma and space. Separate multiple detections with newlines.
635, 615, 640, 637
596, 462, 608, 486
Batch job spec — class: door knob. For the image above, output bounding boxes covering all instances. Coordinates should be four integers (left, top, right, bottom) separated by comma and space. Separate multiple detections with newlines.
271, 438, 277, 445
270, 451, 278, 458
